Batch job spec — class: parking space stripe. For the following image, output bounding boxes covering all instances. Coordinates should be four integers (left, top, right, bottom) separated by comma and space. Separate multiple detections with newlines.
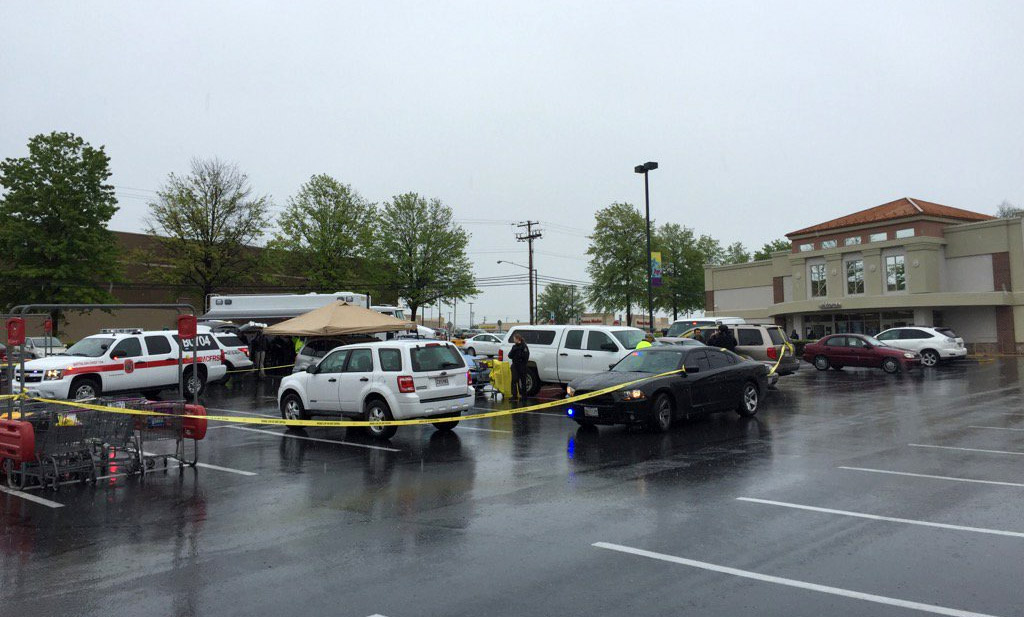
140, 451, 258, 476
909, 443, 1024, 456
737, 497, 1024, 539
0, 486, 64, 508
225, 425, 401, 452
457, 426, 512, 433
969, 426, 1024, 432
593, 542, 1002, 617
838, 466, 1024, 488
472, 406, 564, 418
206, 407, 277, 418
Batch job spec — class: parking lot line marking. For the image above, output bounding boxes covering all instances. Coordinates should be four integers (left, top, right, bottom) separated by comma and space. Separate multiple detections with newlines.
969, 425, 1024, 432
0, 486, 64, 508
225, 425, 402, 452
909, 443, 1024, 457
592, 542, 1002, 617
737, 497, 1024, 539
472, 406, 563, 418
139, 451, 258, 476
838, 466, 1024, 488
457, 426, 512, 433
205, 407, 278, 418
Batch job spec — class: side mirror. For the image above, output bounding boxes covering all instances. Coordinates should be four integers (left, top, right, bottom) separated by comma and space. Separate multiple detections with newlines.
305, 364, 317, 374
600, 343, 618, 352
685, 365, 700, 374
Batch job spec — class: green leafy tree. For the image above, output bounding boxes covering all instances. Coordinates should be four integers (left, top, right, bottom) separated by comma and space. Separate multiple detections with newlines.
723, 241, 751, 264
694, 234, 725, 266
269, 174, 376, 290
536, 283, 586, 324
653, 223, 705, 320
144, 158, 270, 301
754, 238, 791, 261
585, 202, 648, 324
374, 192, 478, 320
0, 132, 120, 323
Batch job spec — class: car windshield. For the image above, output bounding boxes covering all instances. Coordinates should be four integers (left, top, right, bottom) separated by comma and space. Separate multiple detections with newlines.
65, 337, 115, 357
217, 335, 244, 347
767, 329, 786, 345
612, 349, 683, 373
863, 335, 885, 346
936, 327, 958, 338
28, 337, 63, 346
612, 330, 645, 349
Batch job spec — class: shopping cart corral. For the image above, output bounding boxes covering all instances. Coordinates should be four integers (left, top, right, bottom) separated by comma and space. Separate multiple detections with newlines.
0, 398, 207, 490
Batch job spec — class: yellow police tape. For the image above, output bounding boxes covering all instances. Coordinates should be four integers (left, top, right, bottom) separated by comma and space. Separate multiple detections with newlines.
7, 346, 787, 428
224, 363, 295, 374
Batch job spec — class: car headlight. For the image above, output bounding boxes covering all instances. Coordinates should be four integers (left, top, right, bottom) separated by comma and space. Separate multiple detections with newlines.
566, 386, 576, 397
44, 369, 64, 381
620, 389, 646, 401
903, 352, 915, 359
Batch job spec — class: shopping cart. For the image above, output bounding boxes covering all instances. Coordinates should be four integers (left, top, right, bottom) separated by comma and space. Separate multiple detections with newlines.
0, 400, 135, 490
103, 398, 208, 472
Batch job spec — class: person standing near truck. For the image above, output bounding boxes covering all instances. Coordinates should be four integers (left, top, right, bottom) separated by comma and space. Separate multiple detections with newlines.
508, 333, 530, 400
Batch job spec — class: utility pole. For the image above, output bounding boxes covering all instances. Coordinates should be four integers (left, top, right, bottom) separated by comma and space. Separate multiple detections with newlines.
469, 302, 474, 329
516, 221, 542, 325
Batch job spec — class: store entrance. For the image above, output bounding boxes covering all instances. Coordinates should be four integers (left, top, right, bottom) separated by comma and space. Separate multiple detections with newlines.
803, 310, 913, 339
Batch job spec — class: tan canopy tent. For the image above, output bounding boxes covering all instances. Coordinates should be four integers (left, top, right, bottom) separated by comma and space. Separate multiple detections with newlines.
263, 302, 415, 337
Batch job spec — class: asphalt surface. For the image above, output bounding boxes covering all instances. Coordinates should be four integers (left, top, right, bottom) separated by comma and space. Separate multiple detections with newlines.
3, 359, 1024, 617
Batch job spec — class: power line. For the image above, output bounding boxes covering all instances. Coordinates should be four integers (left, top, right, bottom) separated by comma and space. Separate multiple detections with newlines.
515, 221, 542, 324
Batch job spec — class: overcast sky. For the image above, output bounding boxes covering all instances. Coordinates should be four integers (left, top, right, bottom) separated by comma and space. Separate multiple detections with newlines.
3, 1, 1023, 325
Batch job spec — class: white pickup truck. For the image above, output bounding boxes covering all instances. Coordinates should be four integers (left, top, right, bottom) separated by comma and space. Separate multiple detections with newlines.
498, 325, 645, 395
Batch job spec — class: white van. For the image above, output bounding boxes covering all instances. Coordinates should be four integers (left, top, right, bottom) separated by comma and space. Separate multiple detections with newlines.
665, 316, 746, 337
498, 325, 645, 395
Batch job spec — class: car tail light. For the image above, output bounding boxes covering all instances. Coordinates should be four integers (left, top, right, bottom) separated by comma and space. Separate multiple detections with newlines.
497, 349, 503, 361
398, 376, 415, 393
467, 370, 472, 384
240, 346, 249, 357
766, 346, 778, 360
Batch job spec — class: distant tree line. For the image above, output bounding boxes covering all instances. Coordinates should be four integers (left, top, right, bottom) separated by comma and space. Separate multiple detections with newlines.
0, 132, 479, 321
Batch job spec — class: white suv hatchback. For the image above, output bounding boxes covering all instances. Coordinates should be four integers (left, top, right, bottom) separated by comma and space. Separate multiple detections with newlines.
277, 340, 473, 439
875, 326, 967, 367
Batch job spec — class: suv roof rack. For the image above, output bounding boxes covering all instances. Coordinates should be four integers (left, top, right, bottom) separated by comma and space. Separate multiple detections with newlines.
100, 328, 143, 334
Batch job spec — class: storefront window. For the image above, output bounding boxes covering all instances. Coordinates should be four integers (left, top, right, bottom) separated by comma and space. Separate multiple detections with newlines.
895, 228, 915, 238
886, 255, 906, 292
810, 263, 827, 297
869, 232, 887, 242
799, 243, 814, 252
844, 236, 862, 246
846, 259, 864, 294
820, 239, 837, 249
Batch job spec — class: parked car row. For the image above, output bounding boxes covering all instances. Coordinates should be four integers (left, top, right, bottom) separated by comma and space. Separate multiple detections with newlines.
802, 326, 966, 373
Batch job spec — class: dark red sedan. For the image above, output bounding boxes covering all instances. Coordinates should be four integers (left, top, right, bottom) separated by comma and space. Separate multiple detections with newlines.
802, 333, 920, 374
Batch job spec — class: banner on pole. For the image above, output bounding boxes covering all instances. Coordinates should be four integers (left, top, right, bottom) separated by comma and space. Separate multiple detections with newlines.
651, 251, 663, 287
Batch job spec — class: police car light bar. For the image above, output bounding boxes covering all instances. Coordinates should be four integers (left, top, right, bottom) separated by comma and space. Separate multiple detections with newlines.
100, 328, 144, 334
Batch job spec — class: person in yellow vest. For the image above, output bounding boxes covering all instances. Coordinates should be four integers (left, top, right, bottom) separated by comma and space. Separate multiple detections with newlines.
636, 333, 656, 349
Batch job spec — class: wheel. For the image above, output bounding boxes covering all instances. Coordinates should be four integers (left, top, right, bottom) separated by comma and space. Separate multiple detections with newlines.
646, 393, 674, 432
881, 357, 900, 374
70, 376, 101, 400
432, 416, 460, 432
466, 347, 476, 357
183, 368, 206, 397
813, 355, 830, 371
524, 367, 542, 396
737, 381, 759, 417
280, 392, 308, 422
920, 350, 940, 367
365, 399, 398, 439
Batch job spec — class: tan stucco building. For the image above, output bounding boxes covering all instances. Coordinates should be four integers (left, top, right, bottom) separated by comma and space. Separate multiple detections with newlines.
704, 197, 1023, 353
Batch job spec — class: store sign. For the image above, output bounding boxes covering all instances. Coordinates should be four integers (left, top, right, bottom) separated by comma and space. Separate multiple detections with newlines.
819, 302, 842, 310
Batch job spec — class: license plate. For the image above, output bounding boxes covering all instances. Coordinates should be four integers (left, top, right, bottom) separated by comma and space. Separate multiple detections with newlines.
584, 406, 599, 417
435, 377, 449, 387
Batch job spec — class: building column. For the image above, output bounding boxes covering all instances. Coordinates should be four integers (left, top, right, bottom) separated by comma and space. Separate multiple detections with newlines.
913, 308, 933, 327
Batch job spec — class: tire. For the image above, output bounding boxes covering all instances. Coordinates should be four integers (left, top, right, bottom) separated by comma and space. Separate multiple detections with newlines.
524, 367, 542, 396
737, 381, 759, 417
70, 376, 101, 400
280, 392, 308, 422
365, 398, 398, 440
432, 418, 460, 432
881, 357, 900, 374
465, 347, 476, 357
183, 368, 206, 397
646, 393, 674, 432
920, 349, 940, 367
813, 355, 830, 371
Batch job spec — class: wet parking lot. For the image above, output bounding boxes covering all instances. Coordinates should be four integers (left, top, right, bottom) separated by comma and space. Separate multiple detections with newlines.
4, 359, 1024, 617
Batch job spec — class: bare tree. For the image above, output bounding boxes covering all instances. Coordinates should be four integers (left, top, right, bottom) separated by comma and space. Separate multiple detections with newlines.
996, 200, 1023, 218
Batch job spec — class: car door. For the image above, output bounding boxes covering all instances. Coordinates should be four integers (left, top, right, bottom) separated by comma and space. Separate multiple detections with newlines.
734, 327, 765, 360
581, 330, 621, 376
105, 336, 145, 392
897, 329, 929, 353
306, 349, 349, 411
682, 349, 714, 410
142, 334, 177, 388
480, 334, 502, 356
338, 348, 375, 413
557, 329, 586, 382
821, 335, 848, 365
844, 335, 873, 367
704, 349, 739, 409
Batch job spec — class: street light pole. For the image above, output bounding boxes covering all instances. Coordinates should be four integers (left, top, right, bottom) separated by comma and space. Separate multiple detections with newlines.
469, 302, 474, 328
635, 161, 658, 333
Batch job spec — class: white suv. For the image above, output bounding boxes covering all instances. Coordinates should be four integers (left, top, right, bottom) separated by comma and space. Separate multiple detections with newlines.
875, 326, 967, 367
14, 328, 227, 399
277, 340, 473, 439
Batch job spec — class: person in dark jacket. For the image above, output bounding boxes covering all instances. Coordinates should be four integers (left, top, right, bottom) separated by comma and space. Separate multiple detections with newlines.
251, 330, 268, 377
707, 324, 738, 351
507, 333, 530, 400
